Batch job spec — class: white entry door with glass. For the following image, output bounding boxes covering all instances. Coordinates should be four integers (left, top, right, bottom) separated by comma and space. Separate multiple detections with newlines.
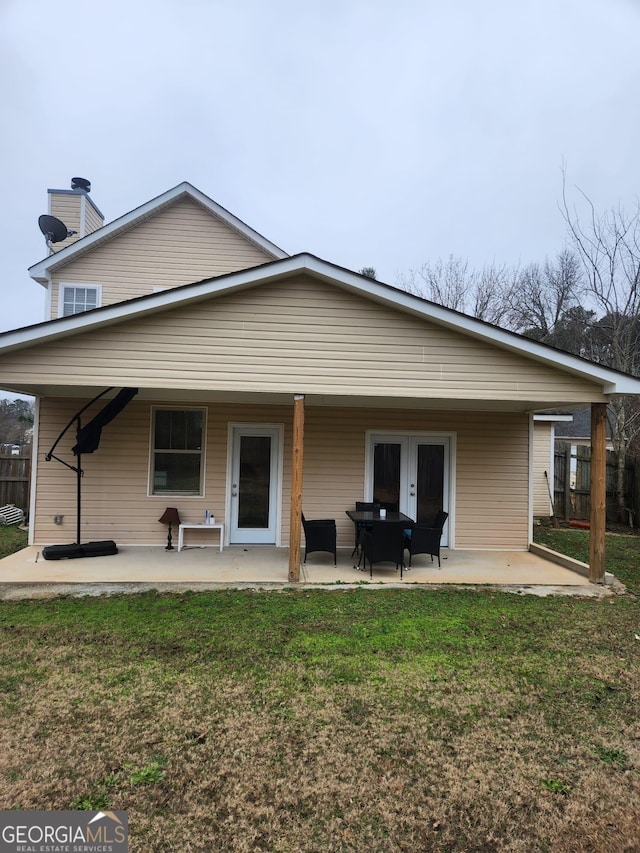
229, 425, 282, 544
367, 433, 451, 546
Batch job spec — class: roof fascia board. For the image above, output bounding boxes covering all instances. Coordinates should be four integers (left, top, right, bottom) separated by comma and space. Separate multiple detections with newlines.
9, 253, 640, 396
29, 181, 288, 282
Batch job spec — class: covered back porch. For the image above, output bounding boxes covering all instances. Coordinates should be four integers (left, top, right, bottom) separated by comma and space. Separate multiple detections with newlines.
3, 260, 633, 587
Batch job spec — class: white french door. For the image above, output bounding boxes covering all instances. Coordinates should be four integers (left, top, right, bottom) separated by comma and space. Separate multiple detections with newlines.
367, 433, 452, 546
229, 425, 282, 544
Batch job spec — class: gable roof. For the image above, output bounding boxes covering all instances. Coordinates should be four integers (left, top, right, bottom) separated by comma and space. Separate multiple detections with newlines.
28, 181, 288, 284
6, 253, 640, 398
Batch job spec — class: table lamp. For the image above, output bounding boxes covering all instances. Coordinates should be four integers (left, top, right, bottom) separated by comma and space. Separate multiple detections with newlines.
158, 507, 180, 550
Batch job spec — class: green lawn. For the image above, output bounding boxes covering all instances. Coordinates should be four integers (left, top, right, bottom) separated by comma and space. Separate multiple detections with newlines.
0, 592, 638, 850
0, 526, 638, 851
534, 524, 640, 594
0, 524, 27, 559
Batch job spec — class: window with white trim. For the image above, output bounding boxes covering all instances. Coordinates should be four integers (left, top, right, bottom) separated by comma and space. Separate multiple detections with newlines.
150, 408, 206, 496
60, 284, 101, 317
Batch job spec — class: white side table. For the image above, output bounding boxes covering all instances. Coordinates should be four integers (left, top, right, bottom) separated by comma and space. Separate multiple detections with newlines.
178, 522, 224, 552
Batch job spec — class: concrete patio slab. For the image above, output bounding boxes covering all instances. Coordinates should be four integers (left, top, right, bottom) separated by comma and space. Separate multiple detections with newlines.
0, 543, 613, 599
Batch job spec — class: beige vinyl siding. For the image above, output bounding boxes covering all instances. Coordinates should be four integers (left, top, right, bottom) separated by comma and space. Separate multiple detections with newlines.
34, 399, 528, 551
302, 408, 529, 550
11, 276, 607, 405
48, 199, 274, 318
83, 198, 104, 235
533, 421, 554, 517
48, 193, 82, 254
33, 399, 292, 547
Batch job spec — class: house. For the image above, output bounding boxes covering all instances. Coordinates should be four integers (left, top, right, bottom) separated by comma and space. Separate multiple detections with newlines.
2, 179, 640, 583
554, 406, 614, 452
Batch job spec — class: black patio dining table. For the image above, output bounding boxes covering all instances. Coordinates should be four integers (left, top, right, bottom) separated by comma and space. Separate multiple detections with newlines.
345, 509, 414, 568
346, 509, 414, 526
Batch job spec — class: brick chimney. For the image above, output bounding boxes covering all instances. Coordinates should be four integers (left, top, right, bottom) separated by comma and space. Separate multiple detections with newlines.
46, 177, 105, 253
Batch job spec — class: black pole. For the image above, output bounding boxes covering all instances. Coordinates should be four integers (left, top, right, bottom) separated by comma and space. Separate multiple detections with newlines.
45, 388, 113, 462
44, 387, 137, 549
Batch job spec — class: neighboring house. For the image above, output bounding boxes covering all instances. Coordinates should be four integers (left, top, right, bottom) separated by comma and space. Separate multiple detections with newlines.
554, 406, 614, 451
555, 406, 614, 491
0, 445, 22, 456
2, 179, 640, 581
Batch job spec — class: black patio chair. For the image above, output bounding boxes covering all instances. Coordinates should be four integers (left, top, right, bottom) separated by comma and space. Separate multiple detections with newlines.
404, 511, 448, 567
377, 499, 399, 513
361, 520, 407, 579
301, 513, 337, 565
350, 501, 380, 557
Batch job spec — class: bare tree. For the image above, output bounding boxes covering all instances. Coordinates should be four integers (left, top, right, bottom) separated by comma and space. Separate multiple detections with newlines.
0, 399, 34, 448
470, 263, 516, 325
507, 250, 584, 344
398, 251, 585, 337
398, 256, 516, 325
562, 177, 640, 519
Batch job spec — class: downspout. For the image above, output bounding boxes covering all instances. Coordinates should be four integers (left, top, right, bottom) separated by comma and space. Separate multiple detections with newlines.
528, 414, 534, 545
549, 422, 556, 517
28, 397, 40, 546
43, 271, 52, 321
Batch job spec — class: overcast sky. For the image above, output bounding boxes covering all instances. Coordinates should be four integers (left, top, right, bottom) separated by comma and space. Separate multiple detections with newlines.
1, 0, 639, 337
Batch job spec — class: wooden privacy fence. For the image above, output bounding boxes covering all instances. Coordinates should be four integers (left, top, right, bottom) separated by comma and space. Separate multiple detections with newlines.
0, 454, 30, 514
553, 442, 639, 525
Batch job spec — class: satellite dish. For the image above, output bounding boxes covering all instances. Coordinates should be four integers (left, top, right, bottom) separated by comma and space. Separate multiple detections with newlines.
71, 177, 91, 192
38, 214, 76, 244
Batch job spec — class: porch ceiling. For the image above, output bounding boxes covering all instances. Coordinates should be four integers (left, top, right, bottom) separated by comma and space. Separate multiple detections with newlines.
1, 381, 596, 414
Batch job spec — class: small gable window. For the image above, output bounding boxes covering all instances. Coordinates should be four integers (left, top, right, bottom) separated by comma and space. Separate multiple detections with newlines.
150, 408, 206, 496
60, 284, 101, 317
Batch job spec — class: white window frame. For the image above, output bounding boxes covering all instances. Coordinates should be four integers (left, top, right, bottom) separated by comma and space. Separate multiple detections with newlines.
148, 406, 207, 497
58, 283, 102, 318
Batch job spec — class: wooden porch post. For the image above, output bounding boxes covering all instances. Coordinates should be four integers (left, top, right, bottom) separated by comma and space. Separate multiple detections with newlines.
288, 394, 305, 582
589, 402, 607, 583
